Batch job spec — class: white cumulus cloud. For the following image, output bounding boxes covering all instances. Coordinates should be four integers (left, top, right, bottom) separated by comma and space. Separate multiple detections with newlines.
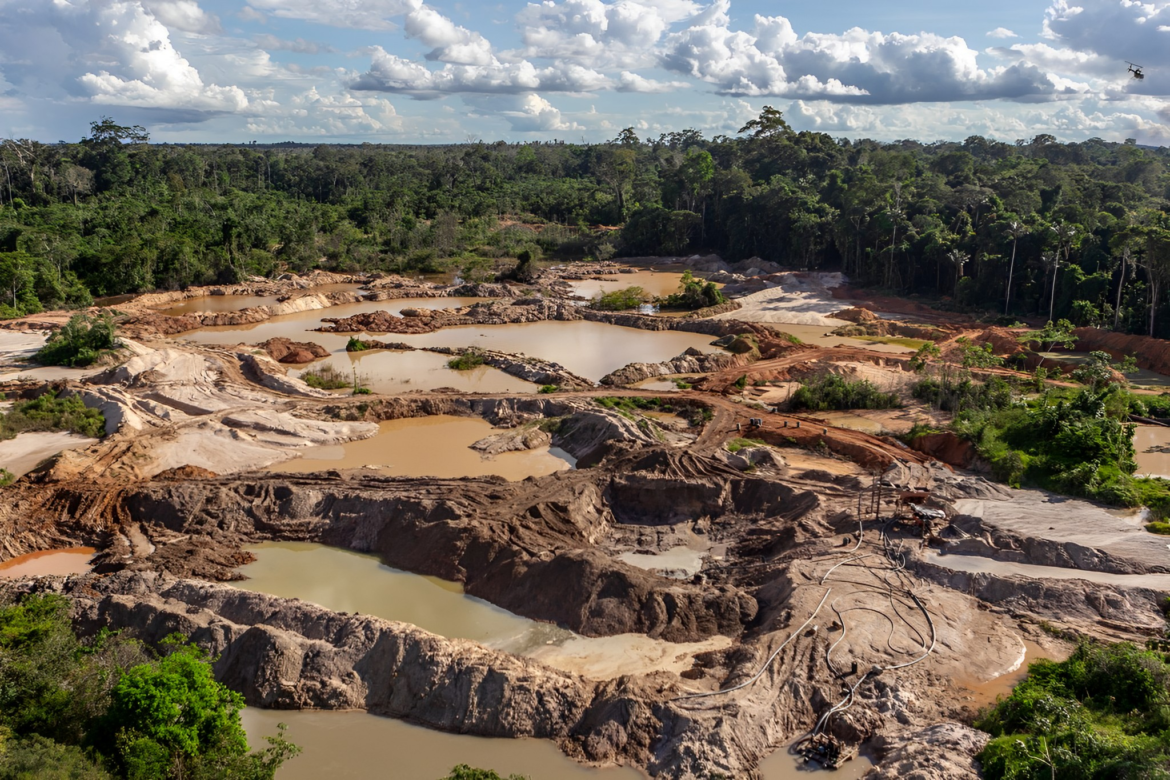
660, 0, 1056, 103
987, 27, 1018, 38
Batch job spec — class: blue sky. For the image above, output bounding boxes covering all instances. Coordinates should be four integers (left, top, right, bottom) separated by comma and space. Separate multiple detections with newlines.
0, 0, 1167, 145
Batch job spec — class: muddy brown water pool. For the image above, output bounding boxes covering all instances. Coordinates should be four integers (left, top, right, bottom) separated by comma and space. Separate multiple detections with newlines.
265, 416, 573, 480
233, 543, 731, 680
0, 547, 95, 579
566, 270, 688, 300
1135, 426, 1170, 480
242, 708, 646, 780
237, 543, 866, 779
176, 296, 722, 390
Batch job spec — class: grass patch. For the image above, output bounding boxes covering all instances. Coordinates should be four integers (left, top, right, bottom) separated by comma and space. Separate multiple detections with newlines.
0, 391, 105, 440
301, 364, 350, 390
781, 332, 804, 345
538, 385, 558, 394
34, 313, 119, 367
447, 352, 486, 371
790, 374, 901, 412
0, 468, 14, 486
977, 640, 1170, 780
673, 378, 692, 390
1145, 520, 1170, 535
726, 437, 766, 453
346, 336, 367, 352
590, 286, 647, 311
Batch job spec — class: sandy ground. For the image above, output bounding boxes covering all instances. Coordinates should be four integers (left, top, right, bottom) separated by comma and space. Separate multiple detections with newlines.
714, 273, 850, 326
0, 431, 99, 477
955, 491, 1170, 573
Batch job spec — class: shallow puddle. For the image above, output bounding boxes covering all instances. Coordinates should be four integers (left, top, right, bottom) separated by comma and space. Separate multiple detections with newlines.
294, 349, 537, 395
265, 416, 572, 480
1134, 426, 1170, 479
234, 543, 731, 680
757, 744, 874, 780
924, 550, 1170, 589
632, 379, 681, 392
0, 431, 100, 477
768, 323, 916, 355
618, 547, 706, 578
954, 639, 1053, 710
0, 547, 95, 579
241, 708, 646, 780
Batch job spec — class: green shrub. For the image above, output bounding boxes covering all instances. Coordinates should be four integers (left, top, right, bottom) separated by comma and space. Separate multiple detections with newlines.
300, 365, 349, 390
0, 392, 106, 440
34, 314, 118, 368
977, 641, 1170, 780
590, 286, 646, 311
661, 271, 725, 310
912, 375, 1013, 413
538, 385, 557, 394
345, 337, 367, 352
439, 766, 528, 780
673, 378, 692, 390
726, 438, 766, 453
790, 374, 900, 411
447, 352, 486, 371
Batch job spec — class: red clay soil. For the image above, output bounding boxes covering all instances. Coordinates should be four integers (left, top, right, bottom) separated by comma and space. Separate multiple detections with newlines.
909, 431, 980, 470
829, 286, 976, 324
1074, 327, 1170, 378
257, 338, 329, 364
679, 390, 932, 471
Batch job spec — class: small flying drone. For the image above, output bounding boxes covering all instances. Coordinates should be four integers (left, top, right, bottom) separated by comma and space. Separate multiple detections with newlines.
1127, 62, 1145, 80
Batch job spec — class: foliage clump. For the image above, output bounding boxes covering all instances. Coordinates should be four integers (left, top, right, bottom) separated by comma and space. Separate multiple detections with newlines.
300, 364, 349, 390
447, 352, 486, 371
977, 641, 1170, 780
35, 314, 118, 368
0, 391, 106, 440
789, 374, 901, 412
0, 593, 299, 779
660, 271, 725, 311
590, 286, 646, 311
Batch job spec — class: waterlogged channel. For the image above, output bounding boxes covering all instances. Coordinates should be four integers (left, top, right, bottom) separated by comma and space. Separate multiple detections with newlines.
0, 548, 95, 579
267, 415, 573, 480
1134, 425, 1170, 480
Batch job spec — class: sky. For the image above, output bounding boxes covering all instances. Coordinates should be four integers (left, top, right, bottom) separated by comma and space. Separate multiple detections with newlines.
0, 0, 1168, 145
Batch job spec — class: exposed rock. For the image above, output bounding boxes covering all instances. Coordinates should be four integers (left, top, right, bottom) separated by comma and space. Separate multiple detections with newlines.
600, 350, 746, 386
909, 432, 982, 470
866, 722, 988, 780
471, 425, 552, 455
257, 337, 330, 364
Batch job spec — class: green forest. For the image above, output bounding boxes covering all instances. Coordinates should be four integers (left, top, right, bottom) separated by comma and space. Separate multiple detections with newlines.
1, 113, 1169, 333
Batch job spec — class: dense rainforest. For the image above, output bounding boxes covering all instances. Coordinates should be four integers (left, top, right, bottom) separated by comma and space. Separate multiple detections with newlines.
2, 113, 1169, 334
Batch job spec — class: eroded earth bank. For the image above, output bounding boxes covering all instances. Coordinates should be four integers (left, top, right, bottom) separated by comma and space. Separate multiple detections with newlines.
1, 264, 1166, 779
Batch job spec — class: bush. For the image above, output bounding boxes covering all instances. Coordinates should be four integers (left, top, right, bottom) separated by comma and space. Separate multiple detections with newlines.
0, 593, 300, 780
789, 374, 901, 411
0, 392, 106, 440
34, 314, 118, 368
300, 365, 349, 390
976, 641, 1170, 780
345, 337, 367, 352
590, 286, 647, 311
439, 766, 528, 780
661, 271, 725, 310
447, 352, 485, 371
912, 375, 1013, 413
538, 385, 557, 394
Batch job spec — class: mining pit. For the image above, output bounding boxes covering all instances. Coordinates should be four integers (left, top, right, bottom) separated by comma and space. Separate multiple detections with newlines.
1, 263, 1167, 779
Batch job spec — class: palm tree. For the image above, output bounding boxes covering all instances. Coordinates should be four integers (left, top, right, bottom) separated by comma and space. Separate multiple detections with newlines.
1004, 221, 1027, 316
1043, 251, 1060, 323
947, 249, 969, 297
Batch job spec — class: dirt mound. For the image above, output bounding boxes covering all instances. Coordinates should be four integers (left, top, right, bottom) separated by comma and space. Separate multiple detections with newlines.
257, 337, 329, 364
345, 338, 413, 352
833, 306, 878, 323
1074, 327, 1170, 377
153, 465, 218, 480
910, 432, 981, 470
